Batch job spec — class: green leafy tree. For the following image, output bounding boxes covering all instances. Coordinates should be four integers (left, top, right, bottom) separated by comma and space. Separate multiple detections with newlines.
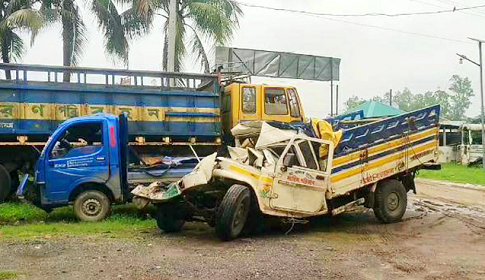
393, 88, 416, 111
136, 0, 242, 73
344, 95, 366, 110
41, 0, 150, 81
448, 75, 474, 121
0, 0, 44, 79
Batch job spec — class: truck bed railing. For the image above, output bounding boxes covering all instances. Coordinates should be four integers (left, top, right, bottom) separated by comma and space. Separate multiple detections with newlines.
326, 110, 365, 130
336, 105, 440, 155
0, 63, 218, 91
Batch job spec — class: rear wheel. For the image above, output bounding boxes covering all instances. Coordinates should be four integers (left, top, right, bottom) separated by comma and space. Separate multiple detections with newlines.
155, 203, 186, 233
215, 184, 251, 241
373, 179, 407, 223
0, 165, 11, 203
73, 190, 111, 222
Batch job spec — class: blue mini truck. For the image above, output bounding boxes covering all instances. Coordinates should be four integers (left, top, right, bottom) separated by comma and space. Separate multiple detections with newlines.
17, 113, 198, 221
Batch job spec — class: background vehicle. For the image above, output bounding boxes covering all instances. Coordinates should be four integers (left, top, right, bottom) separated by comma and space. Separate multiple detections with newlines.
458, 124, 483, 166
0, 63, 306, 203
132, 105, 441, 240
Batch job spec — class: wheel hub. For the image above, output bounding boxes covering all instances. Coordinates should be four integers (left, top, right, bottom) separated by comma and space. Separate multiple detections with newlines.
82, 198, 102, 216
387, 192, 399, 211
233, 201, 247, 228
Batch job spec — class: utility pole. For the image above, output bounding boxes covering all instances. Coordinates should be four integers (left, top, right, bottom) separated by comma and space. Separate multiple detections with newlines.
475, 38, 485, 169
167, 0, 177, 73
389, 89, 392, 106
330, 58, 334, 116
336, 85, 339, 115
456, 37, 485, 169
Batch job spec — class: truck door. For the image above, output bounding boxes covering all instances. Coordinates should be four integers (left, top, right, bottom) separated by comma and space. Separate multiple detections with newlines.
239, 85, 261, 122
270, 138, 333, 214
41, 120, 110, 204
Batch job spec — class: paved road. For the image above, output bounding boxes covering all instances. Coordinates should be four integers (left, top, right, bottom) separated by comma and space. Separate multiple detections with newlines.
1, 180, 485, 280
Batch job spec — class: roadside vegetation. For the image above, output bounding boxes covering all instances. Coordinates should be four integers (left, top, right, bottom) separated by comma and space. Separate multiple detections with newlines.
0, 270, 17, 280
417, 163, 485, 186
0, 203, 155, 240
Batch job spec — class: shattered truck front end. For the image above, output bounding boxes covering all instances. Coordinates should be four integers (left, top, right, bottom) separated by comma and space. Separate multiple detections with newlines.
131, 105, 441, 241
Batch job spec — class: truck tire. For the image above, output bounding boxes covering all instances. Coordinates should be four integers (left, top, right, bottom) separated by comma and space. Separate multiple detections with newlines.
215, 184, 251, 241
0, 165, 11, 203
155, 203, 186, 233
373, 179, 407, 223
73, 190, 111, 222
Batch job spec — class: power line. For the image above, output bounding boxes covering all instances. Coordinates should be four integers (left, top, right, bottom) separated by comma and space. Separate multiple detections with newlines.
320, 16, 472, 44
414, 0, 485, 19
237, 2, 473, 44
236, 1, 485, 18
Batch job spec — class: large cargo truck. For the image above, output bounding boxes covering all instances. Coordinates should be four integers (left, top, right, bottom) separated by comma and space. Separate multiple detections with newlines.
0, 63, 306, 202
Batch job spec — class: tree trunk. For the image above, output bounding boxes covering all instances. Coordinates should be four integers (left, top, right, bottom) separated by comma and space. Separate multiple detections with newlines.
1, 36, 11, 80
62, 0, 74, 82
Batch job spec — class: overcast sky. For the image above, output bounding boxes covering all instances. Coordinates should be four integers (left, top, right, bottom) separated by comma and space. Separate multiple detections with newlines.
16, 0, 485, 118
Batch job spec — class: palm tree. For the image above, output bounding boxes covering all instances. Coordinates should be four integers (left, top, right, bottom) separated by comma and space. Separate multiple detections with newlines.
138, 0, 242, 73
41, 0, 151, 81
0, 0, 44, 79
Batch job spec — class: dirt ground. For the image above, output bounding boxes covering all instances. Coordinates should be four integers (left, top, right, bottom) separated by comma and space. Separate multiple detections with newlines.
2, 179, 485, 280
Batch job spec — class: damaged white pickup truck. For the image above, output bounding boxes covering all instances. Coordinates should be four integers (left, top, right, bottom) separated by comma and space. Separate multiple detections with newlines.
132, 106, 441, 240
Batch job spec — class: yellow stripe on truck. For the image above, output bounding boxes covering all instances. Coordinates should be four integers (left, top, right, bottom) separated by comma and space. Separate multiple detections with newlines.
330, 141, 437, 183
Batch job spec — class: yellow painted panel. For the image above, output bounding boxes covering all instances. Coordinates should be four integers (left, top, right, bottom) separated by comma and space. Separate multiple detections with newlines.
55, 104, 81, 121
85, 104, 110, 115
330, 141, 437, 183
0, 102, 221, 123
168, 116, 220, 123
113, 105, 139, 121
333, 127, 438, 167
0, 102, 18, 119
24, 103, 54, 120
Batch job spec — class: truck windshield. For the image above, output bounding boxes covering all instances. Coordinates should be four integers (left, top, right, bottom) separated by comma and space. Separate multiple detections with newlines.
264, 88, 288, 115
50, 122, 104, 159
287, 88, 301, 117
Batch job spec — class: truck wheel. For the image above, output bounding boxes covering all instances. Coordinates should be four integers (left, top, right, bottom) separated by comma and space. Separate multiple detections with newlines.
73, 190, 111, 222
373, 179, 407, 223
155, 203, 186, 233
215, 184, 251, 241
0, 165, 12, 203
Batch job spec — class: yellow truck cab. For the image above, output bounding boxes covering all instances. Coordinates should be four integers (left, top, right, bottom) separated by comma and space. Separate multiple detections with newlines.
222, 83, 305, 136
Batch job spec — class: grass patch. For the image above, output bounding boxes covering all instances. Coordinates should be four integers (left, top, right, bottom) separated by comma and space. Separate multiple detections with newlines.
0, 203, 47, 223
0, 203, 156, 240
0, 270, 17, 280
418, 163, 485, 186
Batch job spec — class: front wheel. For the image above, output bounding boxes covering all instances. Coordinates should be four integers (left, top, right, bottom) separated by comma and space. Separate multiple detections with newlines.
215, 184, 251, 241
73, 190, 111, 222
155, 203, 186, 233
373, 179, 407, 223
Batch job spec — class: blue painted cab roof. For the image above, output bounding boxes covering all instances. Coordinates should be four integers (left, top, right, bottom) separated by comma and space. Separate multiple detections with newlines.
59, 113, 119, 127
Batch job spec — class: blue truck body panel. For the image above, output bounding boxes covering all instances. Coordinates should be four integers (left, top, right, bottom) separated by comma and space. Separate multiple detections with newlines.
0, 64, 221, 141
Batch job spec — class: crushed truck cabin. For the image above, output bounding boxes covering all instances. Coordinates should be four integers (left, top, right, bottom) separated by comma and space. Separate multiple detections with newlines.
132, 105, 441, 241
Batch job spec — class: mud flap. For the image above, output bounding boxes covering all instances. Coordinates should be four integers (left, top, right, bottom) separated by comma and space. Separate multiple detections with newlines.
401, 173, 417, 194
16, 174, 30, 198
